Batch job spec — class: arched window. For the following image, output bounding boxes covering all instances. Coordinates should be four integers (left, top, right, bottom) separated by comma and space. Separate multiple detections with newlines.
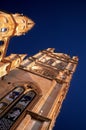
45, 58, 55, 65
0, 40, 4, 46
17, 90, 36, 109
0, 90, 36, 130
55, 62, 67, 70
43, 69, 56, 79
0, 87, 24, 114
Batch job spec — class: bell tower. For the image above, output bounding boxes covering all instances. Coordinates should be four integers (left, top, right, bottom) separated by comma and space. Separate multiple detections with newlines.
0, 11, 78, 130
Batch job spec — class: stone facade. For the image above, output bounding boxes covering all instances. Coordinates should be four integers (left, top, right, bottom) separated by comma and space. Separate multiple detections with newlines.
0, 11, 78, 130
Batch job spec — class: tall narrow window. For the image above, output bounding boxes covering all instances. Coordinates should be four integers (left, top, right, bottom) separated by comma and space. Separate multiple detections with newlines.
0, 90, 36, 130
0, 87, 24, 114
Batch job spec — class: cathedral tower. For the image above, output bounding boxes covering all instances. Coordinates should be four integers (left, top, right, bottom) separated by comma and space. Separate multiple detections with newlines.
0, 11, 78, 130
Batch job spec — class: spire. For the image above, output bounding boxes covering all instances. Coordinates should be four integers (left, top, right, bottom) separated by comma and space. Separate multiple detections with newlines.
13, 13, 35, 36
0, 11, 35, 61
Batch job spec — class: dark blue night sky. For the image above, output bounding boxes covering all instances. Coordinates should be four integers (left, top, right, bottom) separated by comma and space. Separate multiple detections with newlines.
0, 0, 86, 130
